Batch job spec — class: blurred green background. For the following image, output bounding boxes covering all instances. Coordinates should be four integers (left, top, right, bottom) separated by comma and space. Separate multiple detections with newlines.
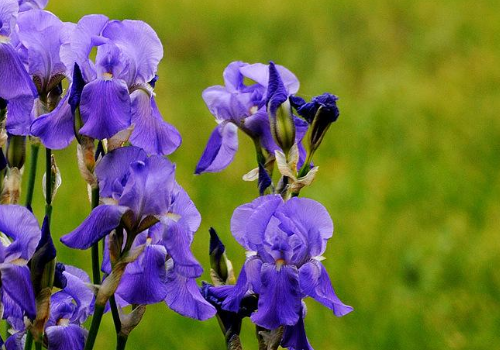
25, 0, 500, 348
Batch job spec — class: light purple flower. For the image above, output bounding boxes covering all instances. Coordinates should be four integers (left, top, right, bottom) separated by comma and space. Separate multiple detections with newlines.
33, 15, 181, 155
45, 266, 93, 350
222, 195, 352, 330
61, 146, 216, 320
195, 61, 308, 174
0, 0, 37, 135
0, 205, 41, 327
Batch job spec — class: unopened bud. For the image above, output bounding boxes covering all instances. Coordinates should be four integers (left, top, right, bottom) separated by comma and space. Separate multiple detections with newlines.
7, 134, 26, 168
30, 216, 57, 295
209, 228, 235, 285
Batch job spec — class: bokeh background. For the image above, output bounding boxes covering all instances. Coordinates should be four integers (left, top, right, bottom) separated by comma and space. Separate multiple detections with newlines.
25, 0, 500, 349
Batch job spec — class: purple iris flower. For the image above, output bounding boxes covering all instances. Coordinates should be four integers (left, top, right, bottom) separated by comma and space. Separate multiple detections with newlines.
195, 61, 308, 174
45, 265, 94, 350
0, 0, 38, 135
17, 0, 48, 11
220, 195, 352, 331
61, 146, 216, 320
0, 205, 41, 330
32, 15, 181, 154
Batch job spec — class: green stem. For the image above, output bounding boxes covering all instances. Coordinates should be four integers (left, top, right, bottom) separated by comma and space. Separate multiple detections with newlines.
90, 186, 100, 285
35, 342, 42, 350
116, 334, 128, 350
109, 295, 121, 334
84, 304, 105, 350
44, 148, 52, 221
24, 332, 33, 350
25, 143, 40, 209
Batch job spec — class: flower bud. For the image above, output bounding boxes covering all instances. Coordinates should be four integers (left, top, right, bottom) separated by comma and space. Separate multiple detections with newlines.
30, 216, 57, 295
1, 167, 22, 204
6, 134, 26, 169
209, 228, 235, 286
267, 62, 295, 154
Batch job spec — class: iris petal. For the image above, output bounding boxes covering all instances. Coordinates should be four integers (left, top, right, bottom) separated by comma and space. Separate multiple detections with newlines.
194, 122, 238, 174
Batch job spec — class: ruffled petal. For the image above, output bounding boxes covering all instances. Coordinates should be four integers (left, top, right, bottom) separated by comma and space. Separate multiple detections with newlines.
0, 263, 36, 319
244, 195, 283, 250
0, 0, 18, 37
202, 86, 249, 121
60, 14, 109, 82
101, 20, 162, 86
0, 43, 37, 100
30, 93, 75, 149
240, 63, 300, 94
60, 205, 129, 250
18, 0, 47, 11
129, 90, 181, 155
17, 10, 68, 89
94, 146, 147, 198
79, 78, 131, 140
194, 122, 238, 174
164, 267, 216, 321
169, 184, 201, 236
45, 324, 87, 350
4, 331, 25, 350
0, 204, 41, 261
280, 198, 333, 257
223, 61, 247, 93
61, 267, 94, 323
250, 263, 301, 329
299, 260, 352, 317
116, 245, 168, 305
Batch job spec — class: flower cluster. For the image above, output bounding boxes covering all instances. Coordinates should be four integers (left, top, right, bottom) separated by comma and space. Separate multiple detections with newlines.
0, 0, 351, 349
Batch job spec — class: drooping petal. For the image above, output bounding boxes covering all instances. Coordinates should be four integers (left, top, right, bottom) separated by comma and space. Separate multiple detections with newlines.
4, 94, 34, 136
129, 90, 181, 155
194, 122, 238, 174
281, 309, 313, 350
30, 93, 75, 149
0, 205, 41, 261
79, 78, 131, 139
240, 63, 300, 94
17, 10, 68, 90
4, 331, 25, 350
0, 0, 18, 37
60, 205, 129, 250
101, 20, 162, 86
170, 184, 201, 236
45, 324, 87, 350
299, 260, 352, 317
94, 146, 147, 198
250, 263, 301, 329
61, 267, 94, 323
0, 263, 36, 319
0, 43, 37, 101
116, 245, 168, 305
158, 221, 202, 278
164, 266, 216, 321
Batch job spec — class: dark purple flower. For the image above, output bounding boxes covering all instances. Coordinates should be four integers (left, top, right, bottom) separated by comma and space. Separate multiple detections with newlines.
196, 61, 306, 174
223, 195, 352, 330
290, 93, 339, 154
45, 266, 94, 350
33, 15, 181, 155
0, 205, 41, 325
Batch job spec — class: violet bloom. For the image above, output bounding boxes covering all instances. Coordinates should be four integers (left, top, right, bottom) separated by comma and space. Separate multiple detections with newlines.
195, 61, 308, 174
32, 15, 181, 154
0, 205, 41, 330
45, 265, 94, 350
17, 0, 47, 11
61, 146, 216, 320
0, 0, 38, 135
220, 195, 352, 345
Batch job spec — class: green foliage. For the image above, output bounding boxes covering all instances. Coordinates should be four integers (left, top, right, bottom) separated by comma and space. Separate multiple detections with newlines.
30, 0, 500, 349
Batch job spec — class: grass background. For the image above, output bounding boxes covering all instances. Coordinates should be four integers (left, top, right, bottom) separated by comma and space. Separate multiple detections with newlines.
23, 0, 500, 348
